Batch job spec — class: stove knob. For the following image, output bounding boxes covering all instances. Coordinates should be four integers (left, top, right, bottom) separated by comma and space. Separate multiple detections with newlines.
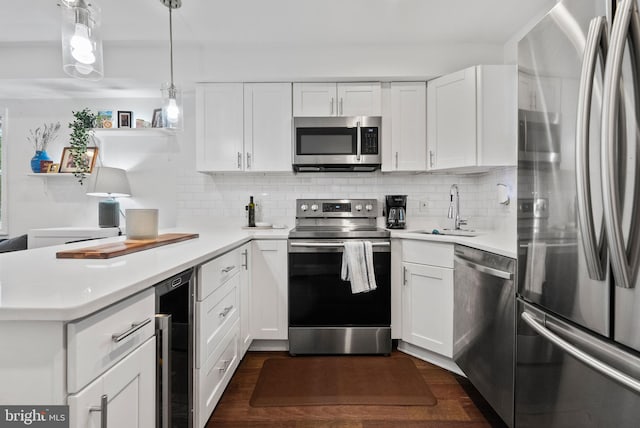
300, 204, 309, 212
311, 204, 319, 212
365, 204, 373, 211
355, 204, 363, 212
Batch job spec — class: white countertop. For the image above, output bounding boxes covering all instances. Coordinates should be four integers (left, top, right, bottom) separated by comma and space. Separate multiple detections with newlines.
0, 223, 514, 322
391, 229, 516, 259
0, 227, 289, 322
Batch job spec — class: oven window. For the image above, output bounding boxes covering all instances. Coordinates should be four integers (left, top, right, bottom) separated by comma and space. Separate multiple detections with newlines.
296, 127, 357, 155
289, 251, 391, 326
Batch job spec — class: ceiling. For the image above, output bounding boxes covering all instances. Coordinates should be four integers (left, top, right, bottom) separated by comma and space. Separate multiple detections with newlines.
1, 0, 555, 46
0, 0, 557, 98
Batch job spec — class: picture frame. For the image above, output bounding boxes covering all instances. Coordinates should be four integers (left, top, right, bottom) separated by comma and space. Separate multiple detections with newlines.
117, 111, 132, 128
96, 110, 113, 129
59, 147, 99, 173
152, 108, 164, 128
48, 163, 60, 173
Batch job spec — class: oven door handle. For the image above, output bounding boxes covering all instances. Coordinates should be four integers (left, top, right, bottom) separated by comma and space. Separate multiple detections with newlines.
290, 242, 390, 248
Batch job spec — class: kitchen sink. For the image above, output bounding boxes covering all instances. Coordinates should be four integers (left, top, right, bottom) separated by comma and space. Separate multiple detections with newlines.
409, 229, 480, 237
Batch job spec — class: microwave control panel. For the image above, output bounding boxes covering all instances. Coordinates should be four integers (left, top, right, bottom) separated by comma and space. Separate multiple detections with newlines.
361, 127, 379, 154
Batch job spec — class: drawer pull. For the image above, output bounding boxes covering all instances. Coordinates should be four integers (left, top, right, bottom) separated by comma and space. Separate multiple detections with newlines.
89, 394, 108, 428
219, 305, 234, 318
221, 265, 236, 273
218, 359, 231, 373
112, 318, 152, 343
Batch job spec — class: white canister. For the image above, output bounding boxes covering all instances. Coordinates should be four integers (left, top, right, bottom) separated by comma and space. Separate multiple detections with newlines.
126, 209, 159, 240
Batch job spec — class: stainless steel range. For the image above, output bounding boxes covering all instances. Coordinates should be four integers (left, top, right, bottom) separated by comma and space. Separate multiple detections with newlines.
288, 198, 391, 355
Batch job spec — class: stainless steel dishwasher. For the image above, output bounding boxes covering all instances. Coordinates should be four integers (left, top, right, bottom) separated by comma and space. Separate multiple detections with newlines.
453, 244, 516, 427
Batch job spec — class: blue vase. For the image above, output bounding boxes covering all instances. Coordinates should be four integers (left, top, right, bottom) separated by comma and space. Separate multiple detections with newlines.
31, 150, 52, 173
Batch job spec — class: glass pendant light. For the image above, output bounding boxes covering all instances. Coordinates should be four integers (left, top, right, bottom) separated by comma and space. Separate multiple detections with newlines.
161, 0, 182, 129
60, 0, 103, 81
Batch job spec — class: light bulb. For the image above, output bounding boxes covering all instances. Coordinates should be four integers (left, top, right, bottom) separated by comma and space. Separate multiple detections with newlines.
70, 23, 95, 65
166, 98, 180, 123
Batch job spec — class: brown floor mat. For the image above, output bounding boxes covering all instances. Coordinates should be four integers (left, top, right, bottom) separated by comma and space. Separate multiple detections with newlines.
250, 356, 438, 407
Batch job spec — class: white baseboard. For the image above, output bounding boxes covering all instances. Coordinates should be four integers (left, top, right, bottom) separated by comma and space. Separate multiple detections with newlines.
397, 340, 466, 377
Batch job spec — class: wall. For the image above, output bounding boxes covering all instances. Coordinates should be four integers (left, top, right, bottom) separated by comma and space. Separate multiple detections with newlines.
3, 96, 187, 236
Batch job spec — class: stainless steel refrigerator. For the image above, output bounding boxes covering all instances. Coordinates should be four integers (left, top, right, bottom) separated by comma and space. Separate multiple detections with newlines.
516, 0, 640, 426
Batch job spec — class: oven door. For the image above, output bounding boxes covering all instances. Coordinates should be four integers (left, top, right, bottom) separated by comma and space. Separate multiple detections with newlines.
288, 239, 391, 354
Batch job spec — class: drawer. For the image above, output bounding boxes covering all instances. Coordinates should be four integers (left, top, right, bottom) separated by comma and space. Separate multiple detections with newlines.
403, 239, 454, 268
196, 273, 240, 368
198, 248, 243, 301
196, 319, 239, 428
67, 288, 155, 394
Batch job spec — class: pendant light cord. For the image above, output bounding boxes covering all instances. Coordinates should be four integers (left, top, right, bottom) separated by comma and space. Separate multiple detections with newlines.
169, 6, 174, 89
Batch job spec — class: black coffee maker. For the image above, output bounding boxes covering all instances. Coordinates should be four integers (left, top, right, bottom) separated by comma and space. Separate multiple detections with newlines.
385, 195, 407, 229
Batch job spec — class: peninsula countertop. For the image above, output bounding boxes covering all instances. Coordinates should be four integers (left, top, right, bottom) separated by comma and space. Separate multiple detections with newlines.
0, 227, 289, 322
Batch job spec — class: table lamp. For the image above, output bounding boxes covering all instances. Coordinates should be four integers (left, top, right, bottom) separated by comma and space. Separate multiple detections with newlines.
86, 166, 131, 227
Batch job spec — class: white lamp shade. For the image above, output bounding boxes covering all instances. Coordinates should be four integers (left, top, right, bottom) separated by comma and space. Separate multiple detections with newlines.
86, 167, 131, 197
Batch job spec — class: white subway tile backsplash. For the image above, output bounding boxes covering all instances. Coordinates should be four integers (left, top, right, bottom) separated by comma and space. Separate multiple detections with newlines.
176, 167, 517, 232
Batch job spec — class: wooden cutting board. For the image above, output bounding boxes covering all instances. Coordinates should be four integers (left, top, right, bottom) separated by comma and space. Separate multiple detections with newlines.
56, 233, 199, 259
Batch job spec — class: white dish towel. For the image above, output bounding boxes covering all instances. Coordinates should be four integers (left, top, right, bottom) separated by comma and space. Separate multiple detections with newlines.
341, 240, 377, 294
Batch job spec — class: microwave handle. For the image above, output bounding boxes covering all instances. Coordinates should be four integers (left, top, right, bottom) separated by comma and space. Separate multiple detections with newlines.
356, 120, 361, 161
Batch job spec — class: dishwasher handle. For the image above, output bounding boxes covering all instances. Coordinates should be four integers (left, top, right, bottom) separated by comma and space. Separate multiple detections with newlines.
455, 256, 513, 280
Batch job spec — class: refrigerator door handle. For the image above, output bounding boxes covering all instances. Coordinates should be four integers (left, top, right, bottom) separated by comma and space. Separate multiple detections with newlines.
521, 311, 640, 394
576, 16, 609, 281
601, 0, 640, 289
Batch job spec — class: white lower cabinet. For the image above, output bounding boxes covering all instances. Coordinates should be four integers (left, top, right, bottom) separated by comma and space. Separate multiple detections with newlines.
196, 320, 240, 428
400, 240, 455, 358
68, 335, 155, 428
239, 244, 252, 355
250, 240, 288, 340
402, 262, 454, 357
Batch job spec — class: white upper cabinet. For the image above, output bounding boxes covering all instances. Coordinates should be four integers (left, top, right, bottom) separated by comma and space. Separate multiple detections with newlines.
196, 82, 292, 172
196, 83, 244, 172
427, 65, 517, 172
243, 83, 292, 172
293, 82, 381, 117
382, 82, 427, 171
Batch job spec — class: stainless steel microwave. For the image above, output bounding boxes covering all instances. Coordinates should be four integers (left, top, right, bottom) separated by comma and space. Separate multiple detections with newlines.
518, 109, 561, 164
293, 116, 381, 172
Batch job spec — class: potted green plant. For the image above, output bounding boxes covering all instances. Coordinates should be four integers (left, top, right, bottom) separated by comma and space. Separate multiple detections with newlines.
28, 122, 61, 173
68, 108, 97, 184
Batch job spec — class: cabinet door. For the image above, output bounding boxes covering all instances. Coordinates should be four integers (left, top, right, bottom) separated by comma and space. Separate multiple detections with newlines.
402, 262, 454, 357
196, 83, 244, 172
250, 240, 288, 340
69, 337, 155, 428
389, 82, 427, 171
244, 83, 292, 172
293, 82, 336, 116
338, 83, 382, 116
427, 67, 477, 170
239, 244, 252, 355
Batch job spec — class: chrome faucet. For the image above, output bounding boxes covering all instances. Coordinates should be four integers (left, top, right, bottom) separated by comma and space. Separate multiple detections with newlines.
448, 184, 467, 230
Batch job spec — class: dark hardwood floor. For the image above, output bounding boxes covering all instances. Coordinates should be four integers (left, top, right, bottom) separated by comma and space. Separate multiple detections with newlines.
206, 351, 507, 428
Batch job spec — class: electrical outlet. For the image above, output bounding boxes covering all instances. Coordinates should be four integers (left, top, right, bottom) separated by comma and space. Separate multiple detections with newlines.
419, 200, 429, 211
